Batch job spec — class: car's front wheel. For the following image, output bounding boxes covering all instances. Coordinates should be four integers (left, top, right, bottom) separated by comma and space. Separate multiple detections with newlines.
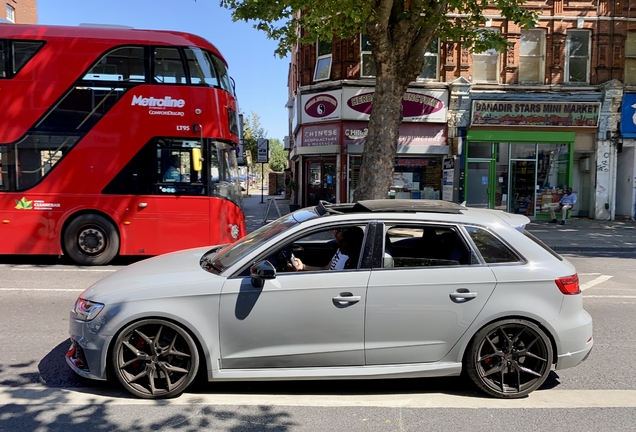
111, 319, 200, 399
465, 318, 553, 398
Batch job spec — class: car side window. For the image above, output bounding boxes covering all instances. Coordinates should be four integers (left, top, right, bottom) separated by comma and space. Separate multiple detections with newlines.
465, 226, 522, 264
383, 224, 471, 268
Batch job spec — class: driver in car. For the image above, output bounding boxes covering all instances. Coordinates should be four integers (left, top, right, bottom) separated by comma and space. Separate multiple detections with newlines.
291, 226, 364, 271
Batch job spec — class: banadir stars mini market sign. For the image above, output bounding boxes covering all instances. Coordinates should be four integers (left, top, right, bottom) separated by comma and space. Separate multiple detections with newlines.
471, 101, 601, 127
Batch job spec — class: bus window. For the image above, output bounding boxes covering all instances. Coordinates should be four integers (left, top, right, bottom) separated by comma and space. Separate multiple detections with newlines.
184, 47, 219, 87
211, 55, 233, 95
35, 86, 126, 133
83, 46, 146, 82
210, 140, 241, 205
12, 41, 44, 75
13, 135, 79, 191
153, 47, 186, 84
1, 41, 5, 78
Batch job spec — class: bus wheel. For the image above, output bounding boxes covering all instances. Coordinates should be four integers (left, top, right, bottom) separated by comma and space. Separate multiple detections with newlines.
64, 214, 120, 265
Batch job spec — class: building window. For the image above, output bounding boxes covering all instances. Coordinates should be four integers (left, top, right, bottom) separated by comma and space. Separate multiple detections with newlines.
473, 29, 500, 83
418, 39, 439, 80
625, 32, 636, 86
519, 29, 545, 83
314, 39, 332, 82
360, 34, 376, 78
565, 30, 590, 84
5, 4, 15, 23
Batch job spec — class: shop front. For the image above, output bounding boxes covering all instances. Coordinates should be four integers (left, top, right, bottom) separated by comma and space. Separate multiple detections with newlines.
465, 100, 601, 218
344, 122, 448, 202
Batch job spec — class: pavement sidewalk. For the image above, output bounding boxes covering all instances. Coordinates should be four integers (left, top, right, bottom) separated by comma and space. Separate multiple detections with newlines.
241, 192, 636, 254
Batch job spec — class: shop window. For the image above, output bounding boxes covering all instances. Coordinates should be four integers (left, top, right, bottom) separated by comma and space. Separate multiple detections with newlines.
314, 39, 332, 82
418, 39, 439, 81
360, 34, 376, 78
519, 29, 545, 84
83, 46, 147, 82
472, 29, 500, 84
625, 32, 636, 86
389, 157, 442, 200
467, 142, 493, 158
565, 30, 590, 84
153, 47, 186, 84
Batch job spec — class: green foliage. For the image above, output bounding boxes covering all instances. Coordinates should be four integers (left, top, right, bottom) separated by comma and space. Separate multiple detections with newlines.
268, 138, 289, 172
221, 0, 537, 58
241, 111, 266, 166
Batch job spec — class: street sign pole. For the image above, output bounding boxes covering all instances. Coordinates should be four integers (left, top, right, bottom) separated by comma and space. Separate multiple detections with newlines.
257, 138, 269, 204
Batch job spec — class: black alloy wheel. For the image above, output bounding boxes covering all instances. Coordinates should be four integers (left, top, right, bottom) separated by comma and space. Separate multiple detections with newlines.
64, 214, 119, 265
465, 319, 553, 398
112, 319, 200, 399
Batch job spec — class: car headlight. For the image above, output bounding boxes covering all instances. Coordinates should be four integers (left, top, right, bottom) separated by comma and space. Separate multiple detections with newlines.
73, 298, 104, 322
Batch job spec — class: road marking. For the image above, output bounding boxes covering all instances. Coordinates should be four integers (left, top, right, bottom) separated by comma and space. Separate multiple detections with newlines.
9, 266, 117, 272
580, 275, 612, 291
0, 386, 635, 408
0, 288, 84, 292
578, 273, 601, 276
584, 295, 636, 299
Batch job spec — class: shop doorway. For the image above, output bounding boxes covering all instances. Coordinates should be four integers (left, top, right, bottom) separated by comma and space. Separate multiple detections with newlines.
466, 161, 493, 208
305, 159, 336, 206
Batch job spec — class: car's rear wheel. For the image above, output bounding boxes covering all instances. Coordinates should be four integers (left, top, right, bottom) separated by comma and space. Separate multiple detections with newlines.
112, 319, 200, 399
465, 319, 553, 398
63, 214, 119, 265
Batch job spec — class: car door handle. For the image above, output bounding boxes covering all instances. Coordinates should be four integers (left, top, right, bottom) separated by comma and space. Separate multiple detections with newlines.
332, 292, 361, 306
449, 289, 477, 303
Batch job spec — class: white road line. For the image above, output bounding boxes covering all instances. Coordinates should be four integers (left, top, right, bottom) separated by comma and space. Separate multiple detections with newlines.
584, 295, 636, 299
580, 275, 613, 291
1, 386, 635, 408
9, 267, 117, 272
0, 288, 84, 292
578, 273, 601, 276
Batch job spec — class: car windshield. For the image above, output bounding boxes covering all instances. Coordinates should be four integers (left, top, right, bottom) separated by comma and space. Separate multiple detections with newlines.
206, 208, 319, 272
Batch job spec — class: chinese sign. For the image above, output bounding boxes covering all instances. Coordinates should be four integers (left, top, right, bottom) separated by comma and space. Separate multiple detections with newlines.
471, 101, 601, 127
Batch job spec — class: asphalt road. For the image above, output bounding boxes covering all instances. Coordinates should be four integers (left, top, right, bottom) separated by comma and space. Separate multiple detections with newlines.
0, 252, 635, 431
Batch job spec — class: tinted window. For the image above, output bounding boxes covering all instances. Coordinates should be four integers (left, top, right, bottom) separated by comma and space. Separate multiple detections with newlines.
466, 226, 522, 263
383, 225, 472, 268
12, 41, 44, 74
0, 40, 6, 78
1, 135, 80, 191
83, 46, 146, 82
153, 47, 186, 84
211, 54, 233, 94
524, 230, 563, 261
35, 86, 128, 133
103, 137, 205, 196
184, 47, 219, 87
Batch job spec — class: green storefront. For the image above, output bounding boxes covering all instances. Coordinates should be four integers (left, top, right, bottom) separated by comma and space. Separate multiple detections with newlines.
464, 130, 574, 219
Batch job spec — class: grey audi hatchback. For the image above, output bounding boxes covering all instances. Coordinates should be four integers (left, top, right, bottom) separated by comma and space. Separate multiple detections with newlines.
67, 200, 593, 399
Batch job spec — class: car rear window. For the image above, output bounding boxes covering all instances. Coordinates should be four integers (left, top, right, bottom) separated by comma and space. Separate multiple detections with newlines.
465, 226, 522, 264
523, 230, 564, 261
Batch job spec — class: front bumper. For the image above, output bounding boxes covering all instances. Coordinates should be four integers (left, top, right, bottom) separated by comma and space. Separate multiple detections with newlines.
66, 315, 112, 381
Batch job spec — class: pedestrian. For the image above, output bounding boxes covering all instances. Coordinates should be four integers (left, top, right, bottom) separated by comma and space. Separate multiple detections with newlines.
549, 187, 577, 225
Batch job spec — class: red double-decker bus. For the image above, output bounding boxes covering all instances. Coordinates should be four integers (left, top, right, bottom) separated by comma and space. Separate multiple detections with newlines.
0, 24, 245, 265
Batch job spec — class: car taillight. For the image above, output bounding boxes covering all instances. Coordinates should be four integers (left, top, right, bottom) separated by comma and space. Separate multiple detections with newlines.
556, 274, 580, 295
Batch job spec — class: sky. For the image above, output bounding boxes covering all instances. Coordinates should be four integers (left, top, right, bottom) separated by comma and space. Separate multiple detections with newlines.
36, 0, 291, 142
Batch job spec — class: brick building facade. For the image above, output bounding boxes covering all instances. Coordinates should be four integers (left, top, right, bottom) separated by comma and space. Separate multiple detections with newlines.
2, 0, 37, 24
287, 1, 636, 220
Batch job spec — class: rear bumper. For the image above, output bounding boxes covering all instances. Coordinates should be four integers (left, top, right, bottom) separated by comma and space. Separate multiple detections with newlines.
556, 336, 593, 370
553, 306, 594, 370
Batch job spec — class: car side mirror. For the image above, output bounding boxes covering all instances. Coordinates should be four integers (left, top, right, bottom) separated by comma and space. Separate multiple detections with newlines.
250, 260, 276, 288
